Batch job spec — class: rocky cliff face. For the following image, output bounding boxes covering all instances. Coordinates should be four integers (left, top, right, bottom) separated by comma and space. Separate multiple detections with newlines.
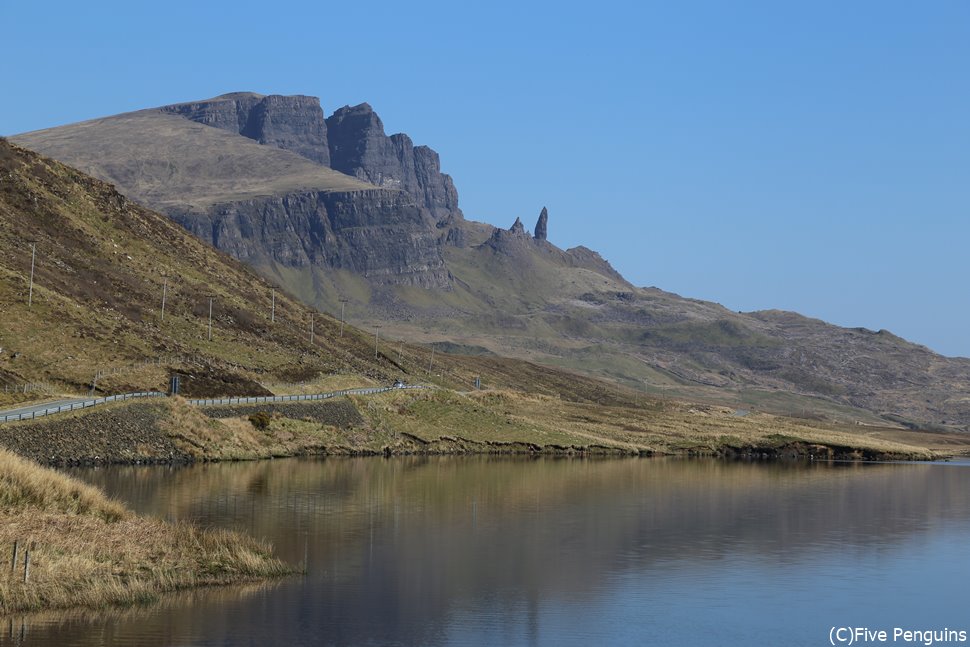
169, 188, 450, 287
327, 104, 462, 223
161, 92, 331, 166
163, 95, 463, 226
156, 95, 456, 287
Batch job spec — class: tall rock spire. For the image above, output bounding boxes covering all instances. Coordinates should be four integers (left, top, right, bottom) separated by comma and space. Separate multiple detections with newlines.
534, 206, 548, 241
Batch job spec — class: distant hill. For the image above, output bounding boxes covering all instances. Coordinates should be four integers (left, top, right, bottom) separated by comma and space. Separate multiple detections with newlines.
13, 94, 970, 430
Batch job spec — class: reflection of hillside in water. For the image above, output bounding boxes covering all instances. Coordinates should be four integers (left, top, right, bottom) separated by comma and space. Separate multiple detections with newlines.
36, 458, 970, 647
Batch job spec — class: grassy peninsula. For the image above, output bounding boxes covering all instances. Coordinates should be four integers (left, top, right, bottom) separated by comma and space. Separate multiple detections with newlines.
0, 448, 288, 614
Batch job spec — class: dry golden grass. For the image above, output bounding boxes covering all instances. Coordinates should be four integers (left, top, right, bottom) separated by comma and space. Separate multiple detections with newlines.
260, 373, 379, 396
158, 397, 336, 460
150, 387, 948, 460
356, 389, 943, 460
0, 448, 128, 520
0, 449, 289, 614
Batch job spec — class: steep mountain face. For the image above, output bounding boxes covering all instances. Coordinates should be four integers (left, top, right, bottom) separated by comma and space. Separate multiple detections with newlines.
12, 94, 970, 430
177, 189, 448, 286
326, 103, 462, 223
161, 92, 331, 166
159, 94, 462, 224
13, 105, 452, 289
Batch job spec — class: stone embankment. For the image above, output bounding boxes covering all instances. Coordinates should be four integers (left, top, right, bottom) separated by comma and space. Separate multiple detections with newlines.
203, 400, 363, 426
0, 399, 371, 466
0, 402, 190, 466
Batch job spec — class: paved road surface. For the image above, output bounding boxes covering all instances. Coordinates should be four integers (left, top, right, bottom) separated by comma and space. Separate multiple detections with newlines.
0, 397, 94, 418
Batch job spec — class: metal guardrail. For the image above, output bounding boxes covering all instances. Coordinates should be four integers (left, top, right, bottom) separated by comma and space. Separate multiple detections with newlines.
0, 385, 426, 423
0, 391, 167, 423
189, 385, 425, 407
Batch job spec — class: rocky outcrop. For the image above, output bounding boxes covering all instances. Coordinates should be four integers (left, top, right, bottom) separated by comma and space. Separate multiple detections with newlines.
564, 246, 627, 281
169, 188, 451, 288
161, 92, 331, 166
535, 207, 548, 241
479, 216, 542, 259
326, 103, 462, 223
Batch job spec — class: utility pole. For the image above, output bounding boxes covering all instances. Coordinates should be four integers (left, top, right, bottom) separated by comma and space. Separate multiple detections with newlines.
339, 298, 348, 337
271, 288, 276, 323
398, 340, 404, 362
207, 296, 214, 342
160, 277, 168, 323
310, 313, 315, 344
374, 326, 381, 359
27, 241, 37, 307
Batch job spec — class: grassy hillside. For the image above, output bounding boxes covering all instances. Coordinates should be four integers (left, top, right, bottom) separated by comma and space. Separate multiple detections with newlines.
0, 138, 418, 402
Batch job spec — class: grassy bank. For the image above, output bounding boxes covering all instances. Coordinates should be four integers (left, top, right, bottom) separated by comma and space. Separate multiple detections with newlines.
0, 448, 289, 614
2, 388, 960, 467
355, 389, 945, 460
251, 389, 949, 461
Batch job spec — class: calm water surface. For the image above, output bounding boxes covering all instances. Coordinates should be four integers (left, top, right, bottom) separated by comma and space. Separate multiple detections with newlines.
4, 457, 970, 646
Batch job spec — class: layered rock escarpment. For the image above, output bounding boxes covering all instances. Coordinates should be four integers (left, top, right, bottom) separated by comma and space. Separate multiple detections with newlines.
171, 189, 450, 287
162, 92, 331, 166
12, 102, 453, 289
158, 94, 464, 273
157, 94, 463, 287
327, 103, 462, 223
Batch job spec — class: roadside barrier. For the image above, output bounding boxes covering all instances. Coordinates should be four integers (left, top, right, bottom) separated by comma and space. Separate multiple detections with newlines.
0, 392, 166, 423
189, 385, 425, 407
0, 385, 426, 423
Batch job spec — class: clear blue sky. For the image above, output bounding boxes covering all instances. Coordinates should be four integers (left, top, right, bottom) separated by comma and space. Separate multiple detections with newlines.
3, 1, 968, 356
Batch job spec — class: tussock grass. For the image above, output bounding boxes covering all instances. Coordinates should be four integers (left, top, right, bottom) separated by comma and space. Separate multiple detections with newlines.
0, 449, 288, 614
159, 397, 339, 460
0, 448, 128, 521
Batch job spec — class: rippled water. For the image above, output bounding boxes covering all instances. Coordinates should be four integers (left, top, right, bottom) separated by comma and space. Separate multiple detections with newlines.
4, 457, 970, 646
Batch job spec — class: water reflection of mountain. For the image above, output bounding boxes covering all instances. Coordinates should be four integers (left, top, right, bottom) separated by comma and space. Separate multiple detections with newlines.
36, 458, 970, 647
